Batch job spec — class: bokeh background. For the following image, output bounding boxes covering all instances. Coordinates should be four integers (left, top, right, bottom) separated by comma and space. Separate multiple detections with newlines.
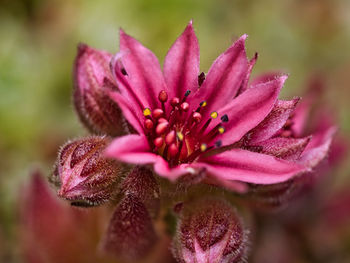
1, 0, 350, 262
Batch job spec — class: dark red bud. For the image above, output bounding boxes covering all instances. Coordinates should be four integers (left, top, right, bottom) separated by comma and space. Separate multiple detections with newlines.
172, 198, 248, 263
55, 136, 126, 206
102, 194, 157, 261
73, 44, 125, 136
121, 166, 160, 218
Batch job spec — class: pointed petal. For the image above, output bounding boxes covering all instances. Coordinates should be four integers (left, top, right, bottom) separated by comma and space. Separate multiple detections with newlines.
253, 136, 311, 161
300, 126, 336, 168
104, 135, 157, 164
116, 30, 167, 108
191, 35, 249, 116
250, 71, 282, 86
195, 148, 308, 184
216, 76, 286, 146
204, 175, 248, 193
103, 194, 157, 260
163, 21, 200, 99
248, 98, 300, 144
153, 157, 190, 181
108, 90, 144, 134
236, 52, 258, 96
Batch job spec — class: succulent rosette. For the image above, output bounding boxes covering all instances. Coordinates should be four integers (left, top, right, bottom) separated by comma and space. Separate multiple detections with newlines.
48, 21, 337, 262
99, 21, 335, 192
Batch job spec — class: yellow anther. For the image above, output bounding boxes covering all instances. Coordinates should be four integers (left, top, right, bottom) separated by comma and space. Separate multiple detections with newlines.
177, 131, 184, 141
218, 126, 225, 134
200, 143, 207, 152
210, 111, 218, 119
143, 108, 151, 116
200, 101, 207, 107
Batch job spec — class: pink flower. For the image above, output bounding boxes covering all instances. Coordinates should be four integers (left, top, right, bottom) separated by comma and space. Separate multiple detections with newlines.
101, 21, 334, 192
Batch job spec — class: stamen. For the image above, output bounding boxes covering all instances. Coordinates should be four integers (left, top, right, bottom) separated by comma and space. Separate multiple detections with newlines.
156, 122, 169, 135
170, 97, 180, 107
144, 119, 154, 130
181, 90, 191, 103
158, 90, 168, 102
199, 101, 207, 107
218, 126, 225, 134
158, 118, 167, 123
121, 68, 128, 75
200, 143, 207, 152
169, 143, 179, 157
210, 111, 218, 119
143, 108, 152, 117
221, 114, 229, 122
177, 131, 184, 141
180, 102, 189, 112
192, 112, 202, 123
152, 108, 164, 119
215, 140, 222, 147
165, 130, 176, 145
198, 72, 205, 87
154, 137, 164, 148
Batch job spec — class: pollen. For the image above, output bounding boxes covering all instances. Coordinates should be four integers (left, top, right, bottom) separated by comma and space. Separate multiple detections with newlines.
218, 126, 225, 134
200, 143, 207, 152
177, 131, 184, 141
210, 111, 218, 119
200, 101, 207, 107
143, 108, 151, 116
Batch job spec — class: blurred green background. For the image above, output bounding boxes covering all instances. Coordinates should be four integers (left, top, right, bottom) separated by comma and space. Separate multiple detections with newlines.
1, 0, 350, 261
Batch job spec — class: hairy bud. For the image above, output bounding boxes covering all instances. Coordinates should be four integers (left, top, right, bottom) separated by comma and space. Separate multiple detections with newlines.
121, 166, 160, 218
74, 44, 124, 136
102, 194, 157, 261
172, 198, 248, 263
55, 136, 125, 206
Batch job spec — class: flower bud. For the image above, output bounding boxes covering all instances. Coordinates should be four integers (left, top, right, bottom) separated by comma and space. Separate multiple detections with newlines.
102, 194, 157, 261
73, 44, 124, 136
121, 166, 160, 218
55, 136, 125, 206
172, 198, 248, 263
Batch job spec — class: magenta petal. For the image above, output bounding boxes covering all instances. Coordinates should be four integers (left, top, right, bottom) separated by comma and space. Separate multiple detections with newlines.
163, 21, 200, 100
108, 91, 144, 134
104, 135, 157, 164
190, 35, 249, 116
195, 148, 307, 184
236, 52, 258, 96
300, 126, 336, 168
256, 136, 311, 161
204, 175, 248, 193
248, 98, 300, 144
153, 158, 190, 181
117, 30, 167, 109
216, 76, 287, 146
250, 71, 282, 87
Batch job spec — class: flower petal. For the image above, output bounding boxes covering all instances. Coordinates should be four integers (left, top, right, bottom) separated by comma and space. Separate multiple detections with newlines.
216, 76, 286, 146
195, 148, 308, 184
104, 134, 157, 164
153, 158, 190, 181
163, 21, 200, 100
204, 175, 248, 193
248, 98, 300, 144
236, 52, 258, 96
191, 35, 249, 116
108, 90, 144, 134
116, 30, 167, 109
300, 126, 336, 168
253, 136, 311, 161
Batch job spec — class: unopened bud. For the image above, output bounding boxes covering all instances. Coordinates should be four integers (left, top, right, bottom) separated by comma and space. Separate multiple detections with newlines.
73, 44, 124, 136
55, 136, 125, 206
172, 198, 248, 263
102, 194, 157, 261
121, 166, 160, 218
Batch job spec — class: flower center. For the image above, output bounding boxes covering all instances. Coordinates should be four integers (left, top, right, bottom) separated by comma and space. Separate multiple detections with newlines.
142, 90, 228, 166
